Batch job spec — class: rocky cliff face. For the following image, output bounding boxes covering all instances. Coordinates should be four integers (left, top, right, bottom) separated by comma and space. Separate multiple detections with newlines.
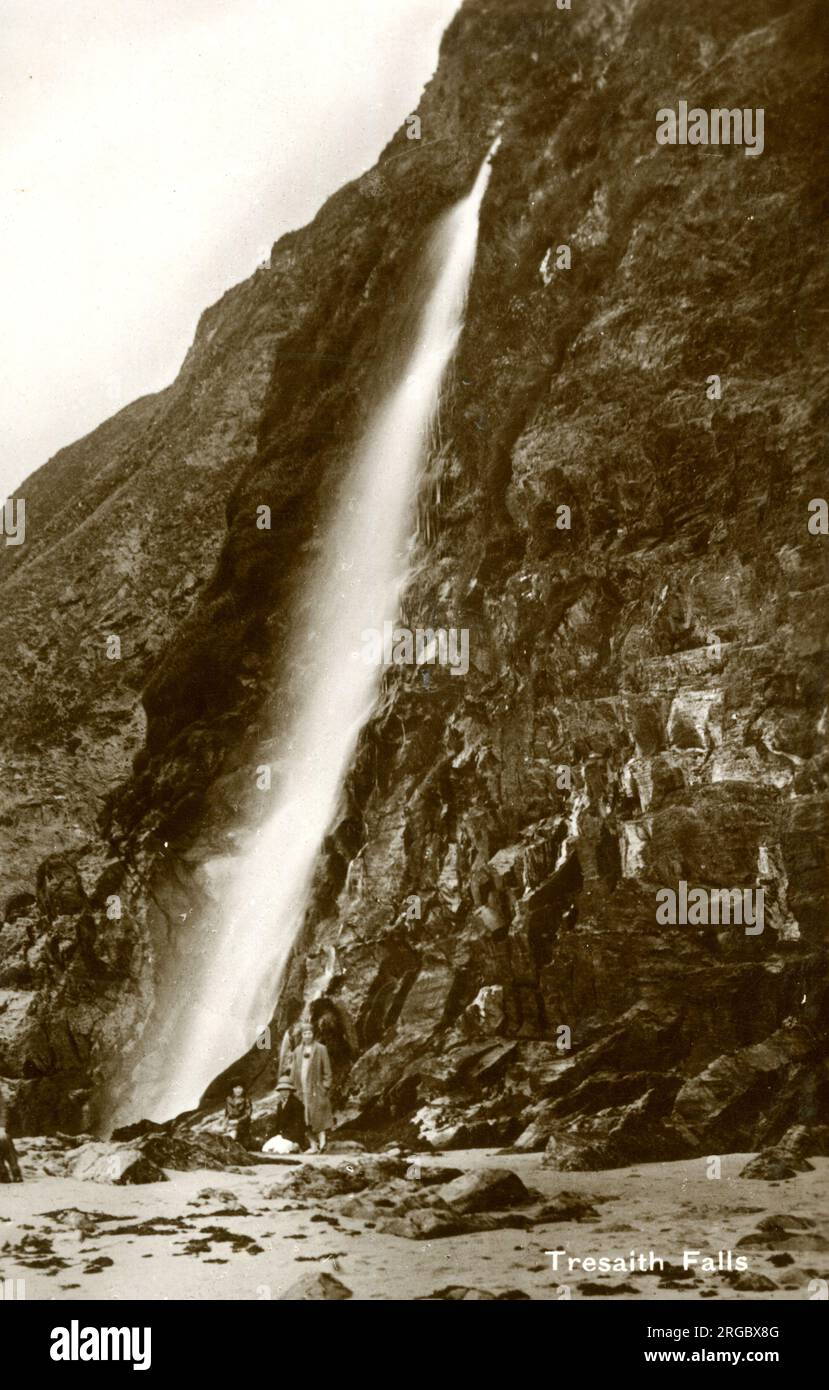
1, 0, 827, 1155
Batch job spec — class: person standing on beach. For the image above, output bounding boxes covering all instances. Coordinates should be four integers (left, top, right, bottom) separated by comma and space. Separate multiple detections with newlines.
0, 1092, 23, 1183
290, 1020, 333, 1152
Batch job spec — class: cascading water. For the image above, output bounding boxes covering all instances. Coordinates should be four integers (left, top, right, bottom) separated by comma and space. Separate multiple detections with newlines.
138, 144, 496, 1123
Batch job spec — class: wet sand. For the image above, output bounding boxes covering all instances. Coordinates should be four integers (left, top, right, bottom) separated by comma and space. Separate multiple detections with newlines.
2, 1148, 827, 1301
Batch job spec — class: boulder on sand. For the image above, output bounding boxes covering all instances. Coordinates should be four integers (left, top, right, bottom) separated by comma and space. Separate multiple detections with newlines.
372, 1166, 539, 1240
278, 1272, 352, 1300
268, 1156, 413, 1202
737, 1213, 829, 1254
416, 1286, 531, 1300
728, 1272, 778, 1292
739, 1150, 813, 1180
377, 1208, 472, 1240
70, 1141, 167, 1185
435, 1167, 532, 1213
68, 1127, 256, 1182
377, 1206, 532, 1240
138, 1129, 256, 1171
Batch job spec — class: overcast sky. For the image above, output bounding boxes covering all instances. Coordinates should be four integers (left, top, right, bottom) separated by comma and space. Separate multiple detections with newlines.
0, 0, 460, 500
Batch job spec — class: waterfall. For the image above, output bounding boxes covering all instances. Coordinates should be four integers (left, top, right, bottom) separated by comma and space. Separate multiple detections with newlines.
136, 145, 496, 1123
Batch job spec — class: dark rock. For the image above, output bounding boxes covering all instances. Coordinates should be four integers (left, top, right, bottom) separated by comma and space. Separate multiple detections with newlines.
40, 1208, 118, 1232
579, 1282, 639, 1297
428, 1119, 518, 1149
435, 1167, 531, 1213
416, 1286, 530, 1300
737, 1232, 829, 1253
278, 1272, 352, 1300
776, 1123, 829, 1160
138, 1130, 257, 1171
405, 1163, 464, 1187
269, 1156, 409, 1202
376, 1207, 531, 1241
736, 1213, 827, 1258
36, 856, 87, 921
542, 1088, 689, 1171
755, 1214, 815, 1232
3, 893, 36, 924
726, 1272, 778, 1292
671, 1026, 821, 1152
192, 1187, 241, 1205
377, 1209, 472, 1240
739, 1150, 813, 1180
315, 1161, 545, 1239
110, 1119, 167, 1143
67, 1128, 255, 1179
533, 1192, 600, 1223
659, 1262, 695, 1281
70, 1142, 167, 1185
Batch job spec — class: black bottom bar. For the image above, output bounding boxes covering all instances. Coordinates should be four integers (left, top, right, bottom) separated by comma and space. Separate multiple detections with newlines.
6, 1295, 822, 1377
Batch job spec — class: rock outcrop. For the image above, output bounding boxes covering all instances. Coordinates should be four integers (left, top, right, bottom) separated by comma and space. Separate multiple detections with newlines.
70, 1141, 168, 1186
0, 0, 826, 1155
262, 1156, 600, 1241
278, 1272, 353, 1301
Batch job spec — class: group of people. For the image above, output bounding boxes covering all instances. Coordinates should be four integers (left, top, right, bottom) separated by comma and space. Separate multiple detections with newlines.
223, 1018, 334, 1154
1, 1019, 336, 1180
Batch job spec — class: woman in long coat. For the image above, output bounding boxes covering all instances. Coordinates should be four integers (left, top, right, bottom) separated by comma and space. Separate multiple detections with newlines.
290, 1020, 334, 1152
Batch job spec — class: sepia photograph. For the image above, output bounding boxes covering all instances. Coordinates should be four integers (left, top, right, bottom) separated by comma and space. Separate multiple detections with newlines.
1, 0, 827, 1357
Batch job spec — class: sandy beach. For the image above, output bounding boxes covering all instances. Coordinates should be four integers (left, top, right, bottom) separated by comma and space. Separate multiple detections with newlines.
3, 1148, 827, 1302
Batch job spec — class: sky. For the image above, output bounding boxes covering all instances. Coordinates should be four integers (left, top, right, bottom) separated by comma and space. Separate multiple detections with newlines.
0, 0, 460, 500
